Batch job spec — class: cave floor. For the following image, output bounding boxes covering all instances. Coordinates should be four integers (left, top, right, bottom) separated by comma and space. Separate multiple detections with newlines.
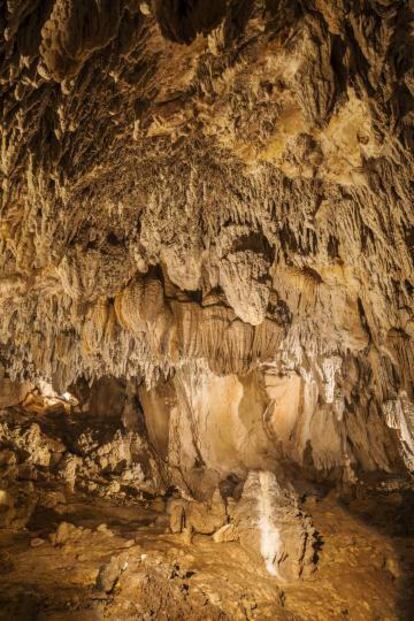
0, 484, 413, 620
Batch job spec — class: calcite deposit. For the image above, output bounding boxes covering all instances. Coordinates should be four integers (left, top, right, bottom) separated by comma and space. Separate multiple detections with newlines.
1, 0, 414, 618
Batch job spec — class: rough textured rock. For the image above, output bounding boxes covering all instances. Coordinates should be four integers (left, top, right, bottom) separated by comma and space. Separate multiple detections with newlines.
1, 392, 414, 618
138, 362, 404, 501
233, 470, 315, 582
0, 373, 32, 409
0, 482, 38, 529
166, 469, 316, 581
1, 0, 414, 601
96, 552, 130, 594
0, 0, 413, 492
168, 487, 228, 536
0, 389, 163, 502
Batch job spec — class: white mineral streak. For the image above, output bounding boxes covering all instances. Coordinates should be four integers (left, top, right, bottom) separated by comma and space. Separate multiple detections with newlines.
299, 368, 319, 455
322, 357, 342, 404
384, 395, 414, 471
258, 471, 283, 579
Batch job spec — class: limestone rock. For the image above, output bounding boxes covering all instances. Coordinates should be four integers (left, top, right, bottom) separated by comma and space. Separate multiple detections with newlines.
0, 0, 414, 608
0, 420, 53, 467
384, 395, 414, 471
168, 499, 186, 534
0, 4, 411, 459
168, 489, 227, 536
186, 489, 227, 535
212, 523, 238, 544
0, 377, 32, 409
0, 483, 38, 529
50, 521, 91, 546
96, 553, 129, 593
233, 471, 316, 582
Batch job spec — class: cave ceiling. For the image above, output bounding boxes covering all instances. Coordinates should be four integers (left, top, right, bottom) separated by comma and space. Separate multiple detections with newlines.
0, 0, 413, 405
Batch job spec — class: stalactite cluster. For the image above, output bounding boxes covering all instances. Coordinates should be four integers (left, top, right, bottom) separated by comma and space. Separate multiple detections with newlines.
1, 2, 414, 618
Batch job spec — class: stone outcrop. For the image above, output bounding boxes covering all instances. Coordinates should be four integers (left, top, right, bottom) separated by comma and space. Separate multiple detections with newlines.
233, 471, 315, 582
139, 363, 403, 499
0, 388, 163, 512
167, 470, 316, 582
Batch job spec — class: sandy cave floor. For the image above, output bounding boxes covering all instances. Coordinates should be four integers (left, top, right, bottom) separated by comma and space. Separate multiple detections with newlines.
0, 483, 414, 621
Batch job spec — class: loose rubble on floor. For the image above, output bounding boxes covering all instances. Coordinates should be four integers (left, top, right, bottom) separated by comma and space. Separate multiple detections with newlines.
1, 385, 414, 620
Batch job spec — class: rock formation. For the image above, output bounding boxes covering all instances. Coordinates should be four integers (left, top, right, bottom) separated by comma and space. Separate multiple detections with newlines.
1, 0, 414, 618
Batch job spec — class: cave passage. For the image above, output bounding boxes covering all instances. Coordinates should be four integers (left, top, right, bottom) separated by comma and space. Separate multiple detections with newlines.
1, 0, 414, 619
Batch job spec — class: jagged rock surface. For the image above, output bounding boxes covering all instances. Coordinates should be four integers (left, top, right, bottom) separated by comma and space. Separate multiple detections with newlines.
0, 383, 163, 510
167, 470, 317, 582
233, 471, 316, 582
1, 0, 414, 577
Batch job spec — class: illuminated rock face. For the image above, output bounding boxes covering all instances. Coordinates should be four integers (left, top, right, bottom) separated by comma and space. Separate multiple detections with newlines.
139, 362, 403, 496
0, 0, 414, 577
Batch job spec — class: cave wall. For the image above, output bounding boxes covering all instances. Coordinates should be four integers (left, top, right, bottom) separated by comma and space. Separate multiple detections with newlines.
1, 0, 414, 485
138, 361, 405, 497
